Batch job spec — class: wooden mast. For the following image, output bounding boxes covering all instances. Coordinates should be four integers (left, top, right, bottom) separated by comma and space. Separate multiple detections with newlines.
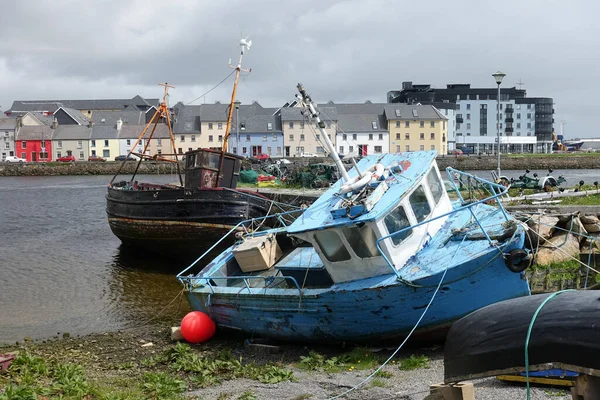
110, 82, 182, 186
216, 38, 251, 187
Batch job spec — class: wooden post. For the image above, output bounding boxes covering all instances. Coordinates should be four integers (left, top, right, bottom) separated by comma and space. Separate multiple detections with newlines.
572, 375, 600, 400
426, 383, 474, 400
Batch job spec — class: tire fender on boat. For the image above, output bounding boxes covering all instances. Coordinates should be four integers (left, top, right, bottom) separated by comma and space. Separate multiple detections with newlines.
504, 249, 531, 273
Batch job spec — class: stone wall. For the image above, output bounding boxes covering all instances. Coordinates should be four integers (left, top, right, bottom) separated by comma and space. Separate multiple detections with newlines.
0, 162, 182, 176
436, 155, 600, 171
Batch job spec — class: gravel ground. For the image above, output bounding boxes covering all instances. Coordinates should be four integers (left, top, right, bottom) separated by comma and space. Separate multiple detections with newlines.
0, 323, 573, 400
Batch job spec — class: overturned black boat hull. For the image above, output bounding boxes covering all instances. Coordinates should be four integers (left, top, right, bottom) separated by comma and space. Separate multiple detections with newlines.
444, 291, 600, 383
106, 185, 271, 258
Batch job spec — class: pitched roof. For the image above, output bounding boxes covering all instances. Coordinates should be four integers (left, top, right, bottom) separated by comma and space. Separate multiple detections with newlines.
6, 96, 159, 113
331, 103, 386, 115
238, 113, 282, 134
52, 125, 92, 140
55, 107, 90, 125
21, 112, 55, 126
337, 113, 388, 133
90, 125, 118, 140
91, 110, 145, 127
280, 105, 338, 121
16, 125, 54, 140
172, 105, 201, 133
0, 118, 16, 130
118, 124, 171, 139
383, 104, 448, 120
199, 103, 230, 122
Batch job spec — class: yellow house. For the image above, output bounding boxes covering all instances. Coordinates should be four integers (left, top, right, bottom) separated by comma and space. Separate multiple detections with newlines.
280, 106, 337, 157
384, 105, 448, 154
197, 103, 230, 150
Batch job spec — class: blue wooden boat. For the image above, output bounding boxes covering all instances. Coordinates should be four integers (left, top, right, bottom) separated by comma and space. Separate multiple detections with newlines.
177, 84, 531, 342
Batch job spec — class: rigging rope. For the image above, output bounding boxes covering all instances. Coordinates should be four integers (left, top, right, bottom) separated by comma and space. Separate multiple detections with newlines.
186, 70, 236, 105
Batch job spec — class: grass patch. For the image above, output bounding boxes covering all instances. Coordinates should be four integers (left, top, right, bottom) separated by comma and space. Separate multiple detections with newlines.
237, 390, 257, 400
368, 378, 387, 388
374, 370, 393, 378
398, 354, 430, 371
142, 372, 186, 400
298, 347, 382, 373
292, 394, 312, 400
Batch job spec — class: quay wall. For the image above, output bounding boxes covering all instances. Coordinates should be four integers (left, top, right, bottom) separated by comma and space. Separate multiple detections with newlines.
0, 155, 598, 177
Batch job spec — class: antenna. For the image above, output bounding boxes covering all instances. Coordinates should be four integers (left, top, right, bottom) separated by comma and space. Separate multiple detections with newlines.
516, 79, 525, 90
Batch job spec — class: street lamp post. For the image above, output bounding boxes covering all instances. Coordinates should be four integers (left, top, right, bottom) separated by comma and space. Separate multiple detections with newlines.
492, 71, 506, 178
234, 101, 241, 155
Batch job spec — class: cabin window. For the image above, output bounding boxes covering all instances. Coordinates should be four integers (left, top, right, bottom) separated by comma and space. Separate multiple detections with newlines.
384, 205, 411, 246
342, 225, 379, 258
409, 185, 431, 222
427, 169, 443, 205
314, 230, 351, 262
208, 152, 220, 169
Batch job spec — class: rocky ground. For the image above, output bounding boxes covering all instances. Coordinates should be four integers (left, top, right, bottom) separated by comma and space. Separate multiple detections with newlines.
0, 317, 572, 399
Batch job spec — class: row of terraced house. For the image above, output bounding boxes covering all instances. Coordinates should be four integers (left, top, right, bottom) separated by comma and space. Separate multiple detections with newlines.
1, 95, 453, 162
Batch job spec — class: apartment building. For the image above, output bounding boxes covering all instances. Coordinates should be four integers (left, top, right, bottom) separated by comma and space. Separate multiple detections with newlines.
385, 105, 448, 154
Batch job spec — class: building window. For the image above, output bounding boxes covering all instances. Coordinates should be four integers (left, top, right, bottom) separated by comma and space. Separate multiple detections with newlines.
263, 135, 267, 141
374, 146, 382, 153
430, 121, 435, 128
208, 123, 213, 129
267, 146, 272, 154
188, 148, 192, 152
352, 134, 357, 140
516, 123, 521, 128
371, 121, 377, 129
103, 150, 109, 157
527, 104, 532, 109
527, 123, 532, 129
246, 135, 250, 141
21, 141, 26, 149
191, 135, 196, 142
430, 145, 435, 150
180, 135, 185, 142
242, 147, 247, 153
272, 134, 277, 142
368, 134, 373, 140
517, 113, 521, 119
104, 140, 109, 147
342, 134, 347, 140
405, 121, 410, 128
218, 135, 223, 142
378, 133, 383, 140
276, 147, 281, 155
466, 114, 471, 120
316, 134, 320, 140
443, 121, 446, 130
55, 152, 60, 158
208, 135, 214, 142
91, 140, 96, 147
289, 134, 294, 141
349, 145, 354, 152
287, 121, 294, 129
267, 122, 273, 130
77, 140, 82, 149
420, 145, 425, 151
218, 123, 223, 130
316, 146, 324, 153
395, 121, 400, 127
466, 104, 471, 110
300, 134, 305, 141
405, 133, 410, 140
396, 145, 401, 152
527, 132, 532, 136
466, 123, 471, 129
396, 133, 401, 140
430, 132, 435, 140
466, 132, 471, 136
457, 104, 460, 110
157, 139, 162, 147
327, 121, 331, 128
420, 121, 424, 128
339, 146, 344, 153
79, 151, 84, 160
178, 148, 183, 154
57, 140, 63, 148
527, 113, 532, 119
300, 121, 304, 129
420, 133, 425, 140
126, 139, 131, 146
240, 123, 246, 131
405, 145, 410, 152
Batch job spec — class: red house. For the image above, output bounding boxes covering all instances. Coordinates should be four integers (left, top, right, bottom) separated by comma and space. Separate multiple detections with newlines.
15, 125, 53, 162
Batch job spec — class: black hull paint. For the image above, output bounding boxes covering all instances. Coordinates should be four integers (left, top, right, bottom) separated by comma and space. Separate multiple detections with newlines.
106, 186, 270, 258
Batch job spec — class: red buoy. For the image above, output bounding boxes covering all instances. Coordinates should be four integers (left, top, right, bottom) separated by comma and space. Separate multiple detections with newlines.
180, 311, 216, 343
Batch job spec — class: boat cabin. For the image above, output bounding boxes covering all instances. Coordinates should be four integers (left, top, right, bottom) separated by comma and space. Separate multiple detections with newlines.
184, 148, 243, 189
285, 151, 453, 283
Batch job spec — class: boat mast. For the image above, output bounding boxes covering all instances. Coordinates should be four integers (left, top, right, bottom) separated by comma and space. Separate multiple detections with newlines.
296, 83, 350, 182
222, 38, 252, 152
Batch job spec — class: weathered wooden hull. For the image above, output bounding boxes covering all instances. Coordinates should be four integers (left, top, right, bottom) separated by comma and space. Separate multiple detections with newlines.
184, 237, 530, 343
444, 291, 600, 383
106, 186, 270, 257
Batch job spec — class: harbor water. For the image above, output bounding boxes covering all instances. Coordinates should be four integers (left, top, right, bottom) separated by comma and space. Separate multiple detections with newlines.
0, 169, 599, 344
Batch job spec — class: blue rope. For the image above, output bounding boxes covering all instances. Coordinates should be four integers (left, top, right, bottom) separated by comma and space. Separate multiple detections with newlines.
525, 289, 574, 399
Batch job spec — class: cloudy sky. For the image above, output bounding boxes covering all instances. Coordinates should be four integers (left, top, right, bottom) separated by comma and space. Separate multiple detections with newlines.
0, 0, 596, 137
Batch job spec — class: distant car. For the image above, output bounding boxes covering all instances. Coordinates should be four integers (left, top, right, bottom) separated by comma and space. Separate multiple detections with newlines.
56, 155, 75, 162
115, 155, 137, 162
277, 158, 292, 165
299, 152, 318, 158
256, 153, 270, 161
88, 155, 106, 162
3, 156, 26, 163
449, 149, 464, 155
